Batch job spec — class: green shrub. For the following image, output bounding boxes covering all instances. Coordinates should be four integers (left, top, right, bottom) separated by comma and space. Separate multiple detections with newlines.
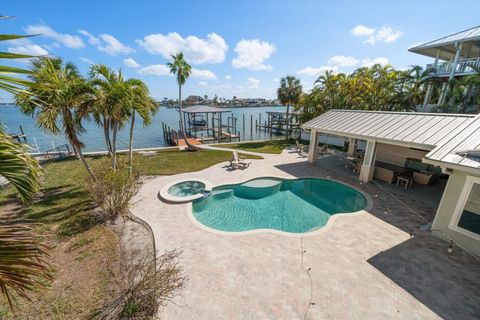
86, 161, 140, 219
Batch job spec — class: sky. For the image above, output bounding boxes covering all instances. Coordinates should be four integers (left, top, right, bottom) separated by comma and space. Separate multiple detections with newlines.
1, 0, 480, 101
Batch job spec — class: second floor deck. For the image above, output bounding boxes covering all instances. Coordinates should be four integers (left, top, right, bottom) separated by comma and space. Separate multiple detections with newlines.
427, 57, 480, 78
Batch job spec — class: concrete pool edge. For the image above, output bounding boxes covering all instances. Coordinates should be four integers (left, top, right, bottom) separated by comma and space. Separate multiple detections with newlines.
185, 175, 373, 237
159, 178, 213, 203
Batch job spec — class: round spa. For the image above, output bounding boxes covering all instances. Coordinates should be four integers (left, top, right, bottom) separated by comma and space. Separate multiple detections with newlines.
159, 178, 212, 203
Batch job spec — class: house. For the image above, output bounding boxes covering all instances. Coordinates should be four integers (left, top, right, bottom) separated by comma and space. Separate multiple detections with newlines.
302, 109, 480, 256
408, 25, 480, 109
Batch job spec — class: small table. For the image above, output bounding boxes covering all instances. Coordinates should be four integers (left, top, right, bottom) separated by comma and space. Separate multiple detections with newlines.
396, 176, 413, 189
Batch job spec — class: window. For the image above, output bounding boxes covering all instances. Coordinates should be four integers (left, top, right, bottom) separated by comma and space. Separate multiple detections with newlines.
451, 177, 480, 238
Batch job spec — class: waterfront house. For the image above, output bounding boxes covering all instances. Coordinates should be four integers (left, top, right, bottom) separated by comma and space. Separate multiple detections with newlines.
408, 25, 480, 110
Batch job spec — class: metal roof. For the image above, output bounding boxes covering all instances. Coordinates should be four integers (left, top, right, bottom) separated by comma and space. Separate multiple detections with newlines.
182, 105, 231, 113
301, 110, 475, 150
425, 115, 480, 171
408, 25, 480, 60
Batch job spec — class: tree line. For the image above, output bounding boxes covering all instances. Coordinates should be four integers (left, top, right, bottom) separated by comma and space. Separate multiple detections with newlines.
292, 64, 480, 124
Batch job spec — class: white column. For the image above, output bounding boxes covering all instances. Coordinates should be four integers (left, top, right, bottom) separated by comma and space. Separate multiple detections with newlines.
359, 140, 377, 182
423, 50, 440, 107
307, 130, 319, 163
347, 138, 357, 156
449, 42, 462, 82
440, 43, 463, 105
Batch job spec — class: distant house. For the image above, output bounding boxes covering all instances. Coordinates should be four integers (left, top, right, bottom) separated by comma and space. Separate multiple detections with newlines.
303, 110, 480, 257
409, 25, 480, 111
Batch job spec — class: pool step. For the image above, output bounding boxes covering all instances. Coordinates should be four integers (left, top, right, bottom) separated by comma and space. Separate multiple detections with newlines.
235, 179, 282, 199
211, 188, 234, 199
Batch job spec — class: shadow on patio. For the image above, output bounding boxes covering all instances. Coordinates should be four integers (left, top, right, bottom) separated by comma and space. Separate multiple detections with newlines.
275, 152, 480, 319
367, 232, 480, 320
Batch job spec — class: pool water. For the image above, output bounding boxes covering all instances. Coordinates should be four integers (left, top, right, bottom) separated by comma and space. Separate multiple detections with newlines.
192, 178, 367, 233
168, 181, 206, 197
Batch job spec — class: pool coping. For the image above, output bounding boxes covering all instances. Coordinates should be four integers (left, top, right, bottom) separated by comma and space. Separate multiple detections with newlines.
159, 178, 213, 203
185, 175, 373, 238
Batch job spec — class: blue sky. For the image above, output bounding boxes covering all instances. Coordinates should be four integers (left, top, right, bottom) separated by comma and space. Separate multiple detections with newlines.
2, 0, 480, 101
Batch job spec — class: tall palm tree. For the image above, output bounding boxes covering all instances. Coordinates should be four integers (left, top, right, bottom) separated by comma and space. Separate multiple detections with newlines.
15, 57, 95, 180
166, 53, 195, 150
0, 24, 51, 310
277, 76, 302, 139
90, 64, 133, 170
125, 79, 157, 174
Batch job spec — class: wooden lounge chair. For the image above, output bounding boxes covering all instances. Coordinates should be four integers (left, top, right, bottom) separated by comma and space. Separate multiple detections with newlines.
229, 151, 250, 169
295, 140, 304, 154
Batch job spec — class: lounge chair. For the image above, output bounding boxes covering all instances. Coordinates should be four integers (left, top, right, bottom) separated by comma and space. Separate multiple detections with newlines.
229, 151, 250, 169
295, 140, 304, 154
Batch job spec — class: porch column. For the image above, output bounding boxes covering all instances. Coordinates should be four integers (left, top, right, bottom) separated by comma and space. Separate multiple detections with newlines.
307, 129, 319, 163
440, 42, 463, 105
347, 138, 357, 156
359, 140, 377, 183
423, 50, 440, 107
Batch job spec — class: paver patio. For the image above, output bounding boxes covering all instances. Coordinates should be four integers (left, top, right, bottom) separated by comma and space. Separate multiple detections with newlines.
130, 147, 480, 320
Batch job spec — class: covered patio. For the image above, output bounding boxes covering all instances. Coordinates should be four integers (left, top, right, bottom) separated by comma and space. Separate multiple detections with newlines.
302, 110, 476, 188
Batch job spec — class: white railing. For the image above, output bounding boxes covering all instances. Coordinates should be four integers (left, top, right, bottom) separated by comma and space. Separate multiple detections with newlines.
427, 57, 480, 76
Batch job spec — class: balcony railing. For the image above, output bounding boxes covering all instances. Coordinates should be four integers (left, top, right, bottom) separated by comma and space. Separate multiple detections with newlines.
427, 57, 480, 77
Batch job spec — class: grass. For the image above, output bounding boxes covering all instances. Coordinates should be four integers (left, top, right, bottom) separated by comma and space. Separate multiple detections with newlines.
216, 139, 301, 154
0, 148, 262, 318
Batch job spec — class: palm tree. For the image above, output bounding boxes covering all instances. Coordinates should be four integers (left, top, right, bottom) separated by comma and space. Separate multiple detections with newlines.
277, 76, 302, 140
90, 65, 133, 170
15, 57, 96, 180
0, 24, 51, 310
166, 53, 195, 149
125, 79, 157, 174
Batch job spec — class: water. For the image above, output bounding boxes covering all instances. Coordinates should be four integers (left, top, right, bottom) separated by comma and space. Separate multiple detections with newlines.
0, 105, 286, 152
192, 178, 367, 233
168, 181, 206, 197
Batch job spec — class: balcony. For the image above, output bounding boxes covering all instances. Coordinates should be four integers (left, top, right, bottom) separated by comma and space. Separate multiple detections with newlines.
426, 57, 480, 77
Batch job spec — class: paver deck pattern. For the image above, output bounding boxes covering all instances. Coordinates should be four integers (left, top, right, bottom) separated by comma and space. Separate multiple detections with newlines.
131, 147, 480, 320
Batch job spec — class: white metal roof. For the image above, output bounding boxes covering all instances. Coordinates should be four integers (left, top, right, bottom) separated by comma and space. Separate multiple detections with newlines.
302, 110, 475, 150
182, 105, 231, 113
408, 25, 480, 60
425, 115, 480, 171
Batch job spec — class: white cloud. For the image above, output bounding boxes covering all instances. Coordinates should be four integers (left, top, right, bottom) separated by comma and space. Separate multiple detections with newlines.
225, 75, 232, 80
362, 57, 389, 67
24, 25, 84, 48
138, 64, 171, 76
191, 68, 217, 80
247, 77, 260, 89
97, 34, 134, 55
327, 55, 359, 67
232, 39, 276, 71
137, 32, 227, 64
197, 81, 208, 86
78, 30, 100, 45
273, 78, 280, 83
124, 57, 141, 68
80, 57, 95, 65
8, 44, 48, 56
351, 25, 375, 36
375, 26, 403, 43
297, 66, 338, 76
352, 24, 403, 44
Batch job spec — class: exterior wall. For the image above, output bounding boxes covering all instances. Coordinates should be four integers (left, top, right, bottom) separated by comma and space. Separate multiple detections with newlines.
432, 170, 480, 257
375, 143, 428, 166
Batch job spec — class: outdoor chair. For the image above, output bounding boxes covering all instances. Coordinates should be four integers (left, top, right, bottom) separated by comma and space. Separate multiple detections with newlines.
295, 140, 305, 154
229, 151, 250, 170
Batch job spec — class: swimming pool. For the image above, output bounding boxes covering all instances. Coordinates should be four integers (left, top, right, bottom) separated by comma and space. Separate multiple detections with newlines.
192, 177, 368, 233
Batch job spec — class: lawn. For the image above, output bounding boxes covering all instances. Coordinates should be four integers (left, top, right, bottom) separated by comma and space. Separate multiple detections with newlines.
0, 148, 261, 319
216, 139, 301, 154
